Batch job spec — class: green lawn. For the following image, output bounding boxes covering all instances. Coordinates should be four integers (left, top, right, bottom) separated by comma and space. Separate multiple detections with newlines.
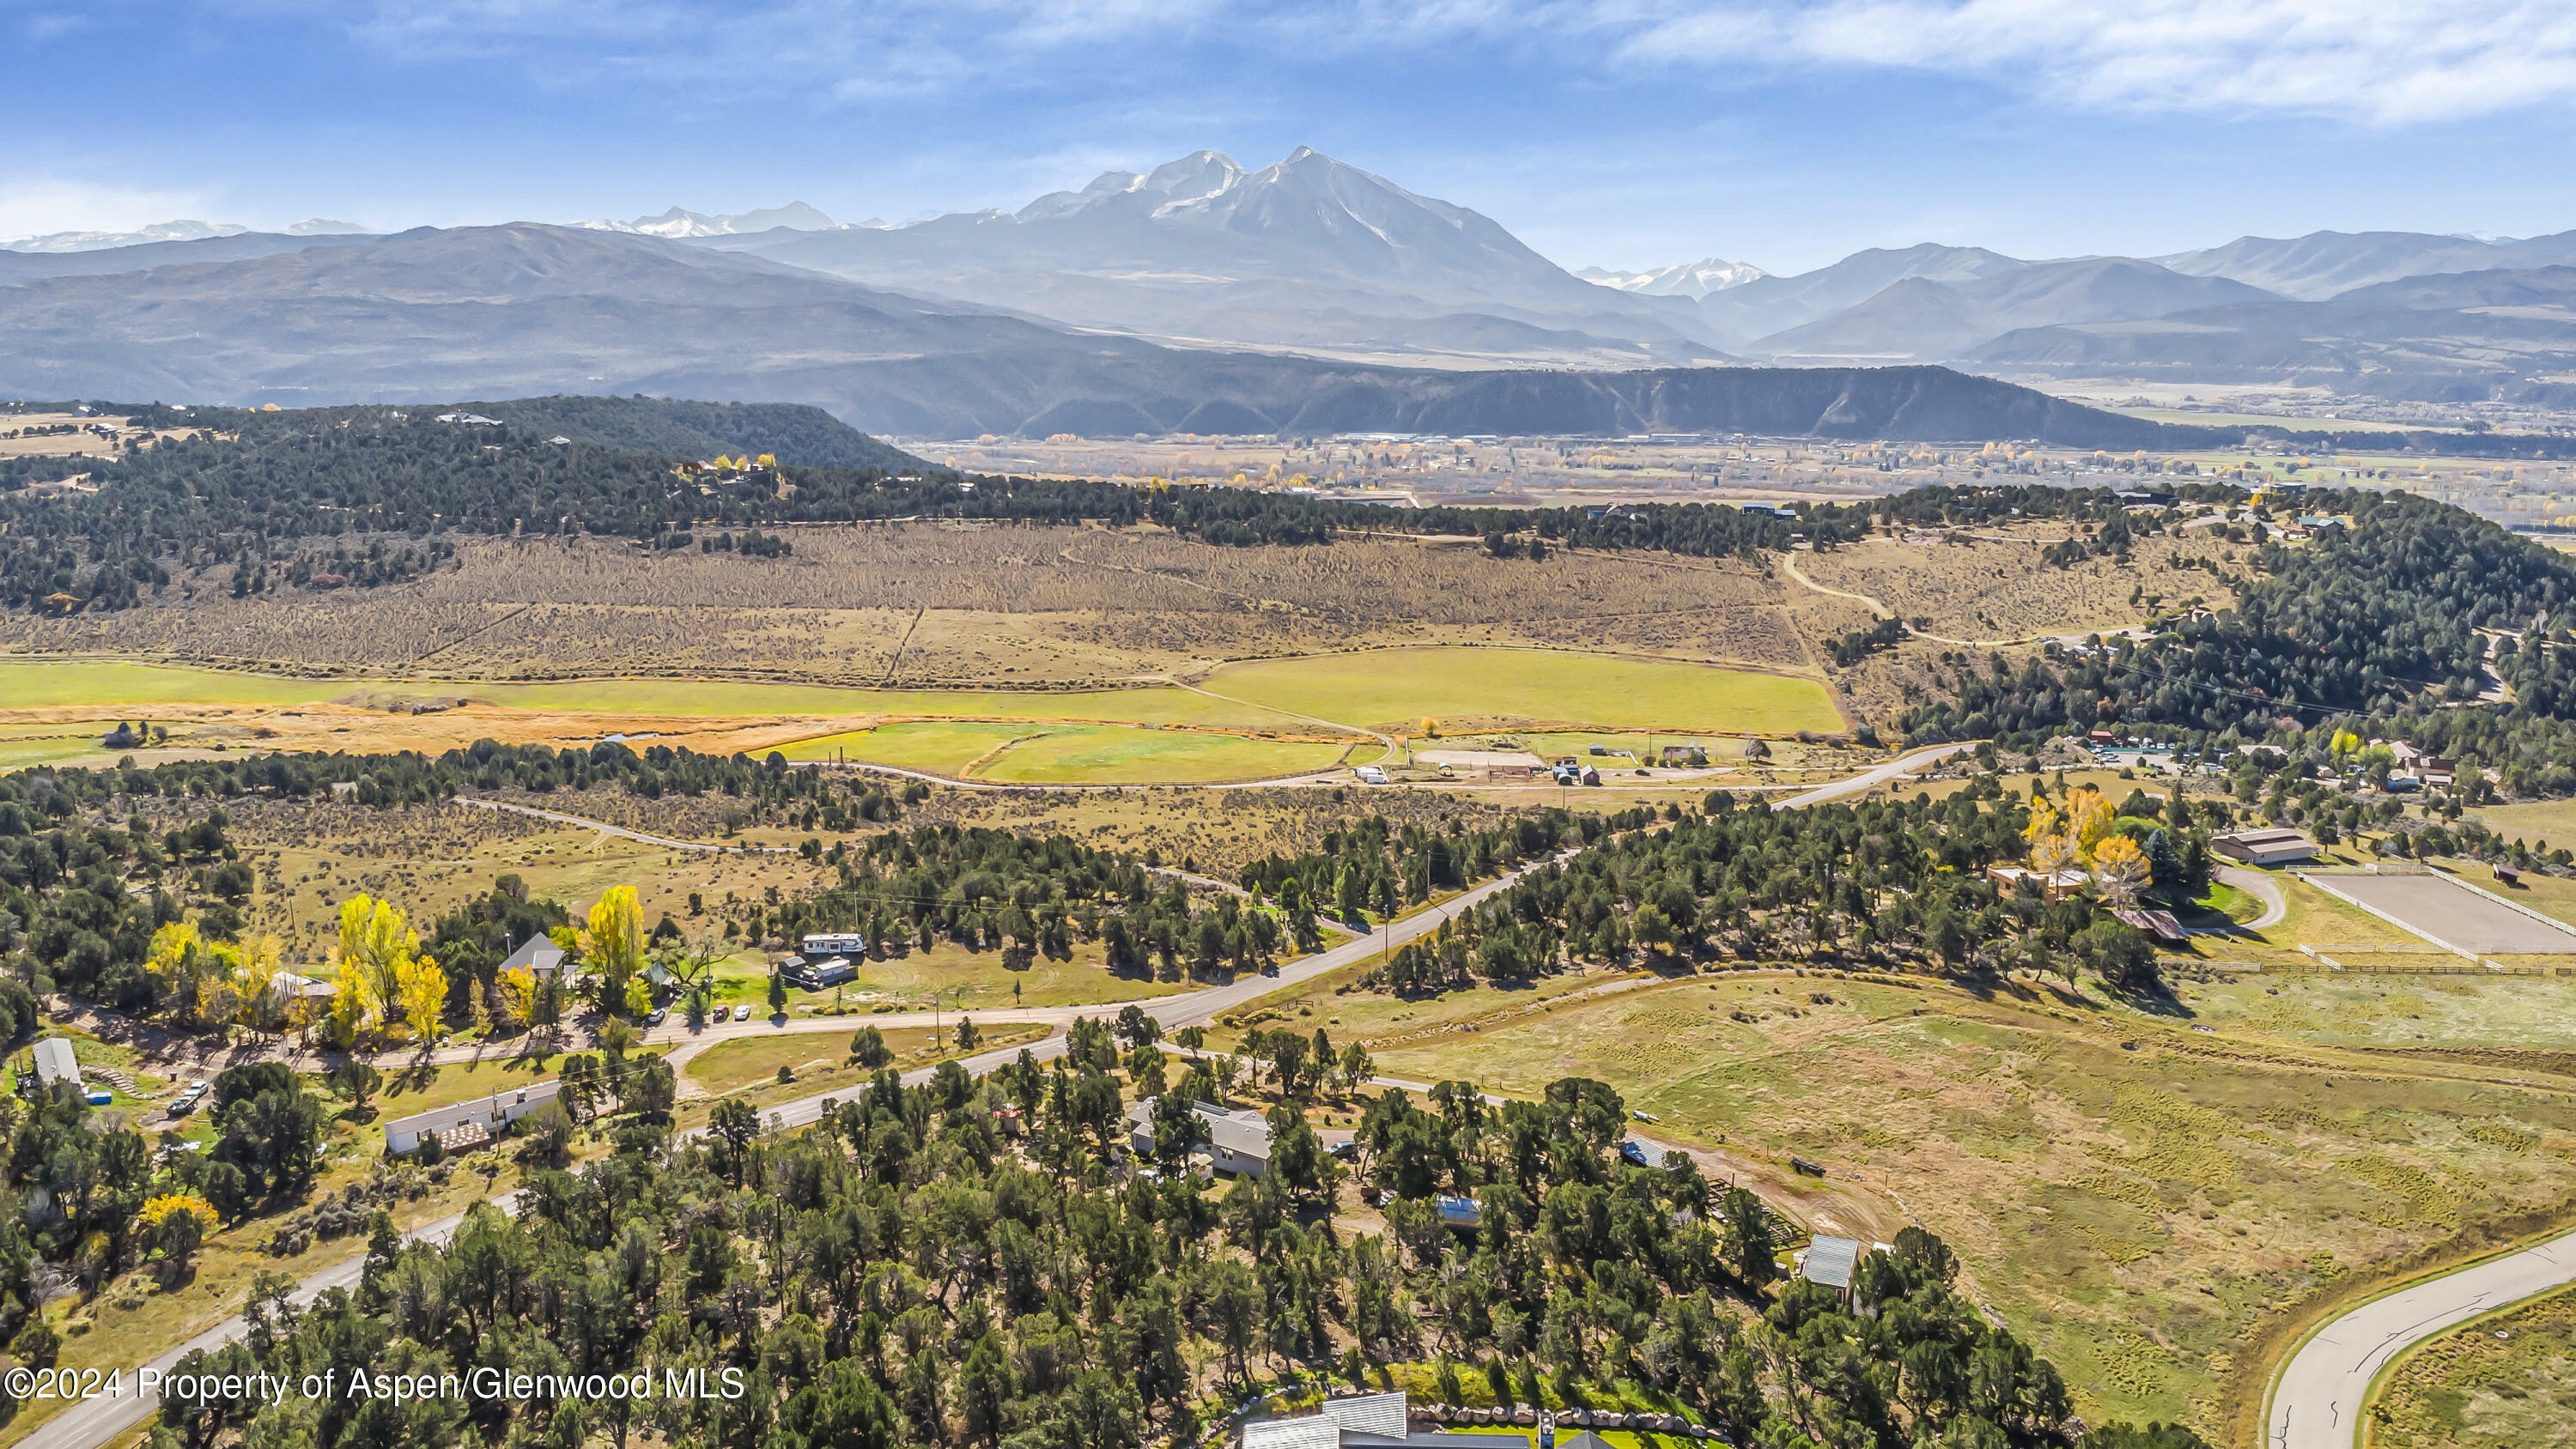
0, 660, 1296, 729
978, 727, 1356, 784
683, 1022, 1046, 1094
0, 660, 344, 709
775, 719, 1358, 783
1200, 648, 1845, 735
776, 721, 1048, 773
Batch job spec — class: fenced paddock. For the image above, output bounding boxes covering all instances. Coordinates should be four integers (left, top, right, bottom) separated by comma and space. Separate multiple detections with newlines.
2296, 866, 2576, 957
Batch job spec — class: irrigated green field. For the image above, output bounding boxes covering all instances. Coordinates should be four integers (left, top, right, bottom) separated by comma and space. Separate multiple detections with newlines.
777, 719, 1361, 783
1200, 647, 1845, 735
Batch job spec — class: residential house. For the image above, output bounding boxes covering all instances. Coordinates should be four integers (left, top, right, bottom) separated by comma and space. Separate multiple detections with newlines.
499, 934, 567, 984
386, 1081, 564, 1155
1124, 1097, 1273, 1177
1799, 1235, 1862, 1303
1242, 1393, 1522, 1449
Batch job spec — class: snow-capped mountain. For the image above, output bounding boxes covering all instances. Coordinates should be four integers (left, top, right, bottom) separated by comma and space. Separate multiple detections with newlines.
1579, 257, 1766, 298
286, 219, 369, 236
577, 202, 852, 239
687, 148, 1725, 367
3, 219, 249, 253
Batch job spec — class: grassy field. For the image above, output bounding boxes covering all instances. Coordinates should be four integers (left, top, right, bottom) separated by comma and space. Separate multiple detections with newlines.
1200, 648, 1845, 735
792, 936, 1191, 1011
681, 1022, 1048, 1094
779, 719, 1361, 783
979, 726, 1357, 783
2371, 1283, 2576, 1448
1339, 968, 2576, 1436
2468, 800, 2576, 853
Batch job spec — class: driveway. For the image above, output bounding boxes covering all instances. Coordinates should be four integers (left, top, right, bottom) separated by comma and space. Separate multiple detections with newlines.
2269, 1228, 2576, 1449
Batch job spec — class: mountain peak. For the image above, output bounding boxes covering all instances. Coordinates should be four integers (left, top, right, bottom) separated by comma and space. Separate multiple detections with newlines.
1581, 256, 1767, 298
576, 203, 838, 239
2, 219, 250, 254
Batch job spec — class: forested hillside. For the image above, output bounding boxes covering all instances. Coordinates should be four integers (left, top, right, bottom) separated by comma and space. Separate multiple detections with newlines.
1894, 487, 2576, 785
0, 403, 1863, 613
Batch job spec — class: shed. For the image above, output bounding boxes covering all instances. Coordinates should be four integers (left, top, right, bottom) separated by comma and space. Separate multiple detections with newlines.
1800, 1235, 1862, 1300
2111, 908, 2188, 945
29, 1039, 81, 1093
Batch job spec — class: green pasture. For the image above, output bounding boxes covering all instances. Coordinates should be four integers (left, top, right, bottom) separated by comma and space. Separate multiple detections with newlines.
1200, 648, 1845, 735
977, 727, 1357, 784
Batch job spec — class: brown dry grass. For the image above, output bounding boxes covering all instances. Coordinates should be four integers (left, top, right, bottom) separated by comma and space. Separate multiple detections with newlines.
0, 526, 1813, 685
1799, 530, 2245, 645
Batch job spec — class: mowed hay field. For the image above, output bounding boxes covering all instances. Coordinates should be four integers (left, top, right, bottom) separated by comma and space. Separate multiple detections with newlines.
1201, 648, 1846, 735
1358, 970, 2576, 1436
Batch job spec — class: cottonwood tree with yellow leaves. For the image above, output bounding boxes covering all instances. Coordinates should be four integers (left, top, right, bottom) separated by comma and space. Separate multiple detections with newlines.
143, 921, 284, 1033
584, 886, 647, 1020
2023, 785, 2115, 877
327, 895, 450, 1045
2091, 834, 2152, 906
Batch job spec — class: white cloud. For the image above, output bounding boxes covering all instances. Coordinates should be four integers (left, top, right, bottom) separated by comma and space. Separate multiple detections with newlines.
207, 0, 2576, 124
1609, 0, 2576, 124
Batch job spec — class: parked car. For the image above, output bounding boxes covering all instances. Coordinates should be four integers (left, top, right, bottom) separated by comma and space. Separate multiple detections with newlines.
170, 1082, 209, 1116
732, 1003, 753, 1022
1619, 1140, 1654, 1167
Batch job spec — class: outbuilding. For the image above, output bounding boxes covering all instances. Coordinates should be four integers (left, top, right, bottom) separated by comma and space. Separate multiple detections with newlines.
2211, 828, 2321, 866
29, 1039, 81, 1093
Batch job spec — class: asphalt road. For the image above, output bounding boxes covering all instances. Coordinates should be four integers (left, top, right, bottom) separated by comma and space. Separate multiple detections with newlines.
2268, 1227, 2576, 1449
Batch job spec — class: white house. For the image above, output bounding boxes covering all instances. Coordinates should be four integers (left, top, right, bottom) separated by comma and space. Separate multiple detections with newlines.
386, 1080, 564, 1155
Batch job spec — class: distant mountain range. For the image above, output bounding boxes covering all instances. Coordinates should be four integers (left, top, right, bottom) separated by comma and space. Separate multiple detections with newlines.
12, 153, 2576, 414
574, 203, 866, 239
1576, 257, 1766, 298
0, 217, 364, 253
0, 221, 2168, 445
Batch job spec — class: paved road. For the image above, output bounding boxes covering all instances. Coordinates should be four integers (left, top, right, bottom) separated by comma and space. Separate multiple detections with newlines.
2218, 865, 2289, 931
1776, 743, 1970, 808
2268, 1228, 2576, 1449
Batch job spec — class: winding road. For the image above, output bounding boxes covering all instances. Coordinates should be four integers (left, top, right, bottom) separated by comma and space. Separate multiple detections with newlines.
2268, 1227, 2576, 1449
17, 741, 1985, 1449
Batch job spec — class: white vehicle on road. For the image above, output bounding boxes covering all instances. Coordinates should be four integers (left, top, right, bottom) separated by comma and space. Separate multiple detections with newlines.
732, 1003, 753, 1022
1354, 765, 1387, 785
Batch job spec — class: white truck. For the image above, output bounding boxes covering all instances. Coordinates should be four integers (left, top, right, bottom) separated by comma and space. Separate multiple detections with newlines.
1354, 765, 1388, 785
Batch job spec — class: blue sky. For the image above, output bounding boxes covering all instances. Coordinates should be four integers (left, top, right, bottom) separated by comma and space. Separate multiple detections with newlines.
9, 1, 2576, 273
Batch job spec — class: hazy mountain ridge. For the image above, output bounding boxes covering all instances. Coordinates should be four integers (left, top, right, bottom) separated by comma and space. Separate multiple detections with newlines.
576, 202, 857, 239
0, 220, 2166, 445
1750, 258, 2282, 361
